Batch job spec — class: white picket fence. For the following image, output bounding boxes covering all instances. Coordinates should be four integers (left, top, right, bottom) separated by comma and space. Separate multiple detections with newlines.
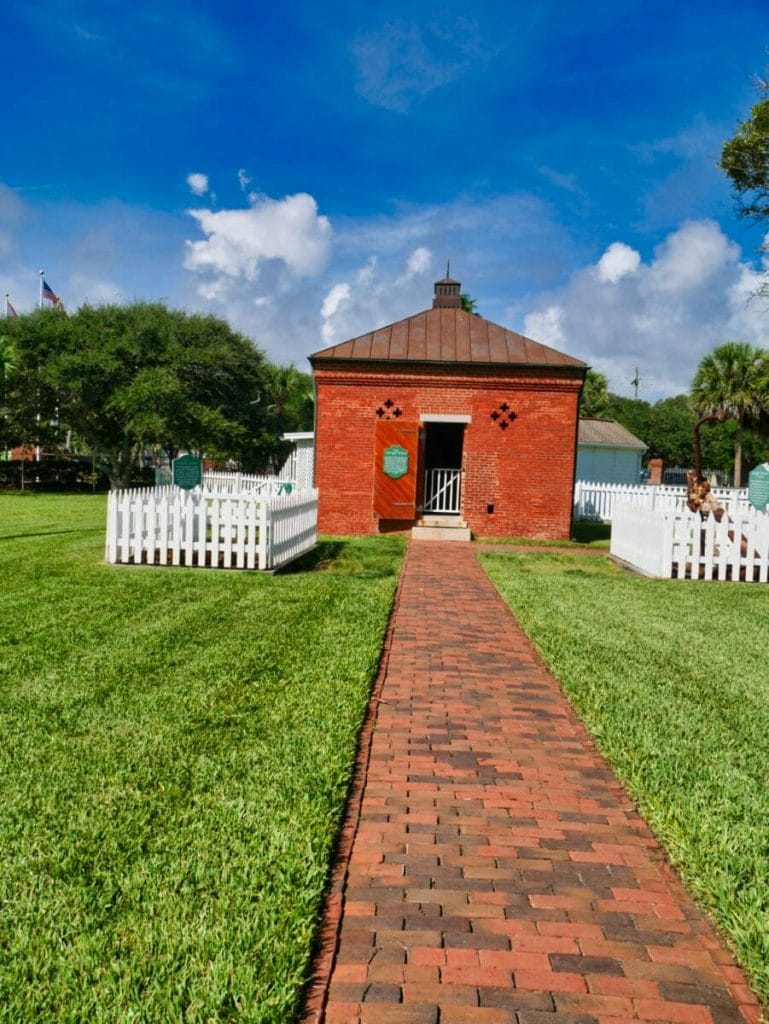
202, 471, 292, 496
574, 480, 750, 523
106, 486, 318, 570
611, 503, 769, 581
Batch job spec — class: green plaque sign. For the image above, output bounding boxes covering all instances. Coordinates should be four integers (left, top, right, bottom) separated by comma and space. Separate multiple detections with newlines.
748, 462, 769, 510
383, 444, 409, 479
173, 454, 203, 490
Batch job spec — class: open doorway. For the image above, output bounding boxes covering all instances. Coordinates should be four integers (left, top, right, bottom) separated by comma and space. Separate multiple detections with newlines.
423, 422, 464, 515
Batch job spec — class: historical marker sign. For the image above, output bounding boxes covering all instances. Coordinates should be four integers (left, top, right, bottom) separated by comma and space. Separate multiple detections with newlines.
173, 454, 203, 490
383, 444, 409, 479
748, 462, 769, 510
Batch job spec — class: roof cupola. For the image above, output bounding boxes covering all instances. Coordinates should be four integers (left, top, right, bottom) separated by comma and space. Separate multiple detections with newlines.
433, 262, 462, 308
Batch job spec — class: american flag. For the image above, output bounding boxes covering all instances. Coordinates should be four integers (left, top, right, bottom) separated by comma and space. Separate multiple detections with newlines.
41, 278, 60, 306
5, 296, 17, 317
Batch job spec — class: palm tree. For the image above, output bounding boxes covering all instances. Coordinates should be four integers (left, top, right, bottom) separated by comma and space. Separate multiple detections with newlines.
690, 341, 769, 487
265, 365, 314, 432
579, 369, 610, 419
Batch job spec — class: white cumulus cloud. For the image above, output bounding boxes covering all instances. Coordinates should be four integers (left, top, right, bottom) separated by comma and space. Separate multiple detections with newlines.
520, 220, 769, 398
406, 246, 432, 276
646, 219, 739, 294
523, 305, 565, 347
596, 241, 640, 283
186, 172, 209, 197
321, 282, 351, 320
320, 249, 439, 348
185, 191, 332, 282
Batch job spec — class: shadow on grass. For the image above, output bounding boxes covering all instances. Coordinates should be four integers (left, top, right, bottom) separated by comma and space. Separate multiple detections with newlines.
572, 521, 611, 545
284, 540, 346, 574
280, 535, 407, 578
0, 527, 102, 542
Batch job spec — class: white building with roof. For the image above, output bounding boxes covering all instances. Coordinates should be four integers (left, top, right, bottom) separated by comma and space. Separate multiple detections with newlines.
576, 418, 647, 485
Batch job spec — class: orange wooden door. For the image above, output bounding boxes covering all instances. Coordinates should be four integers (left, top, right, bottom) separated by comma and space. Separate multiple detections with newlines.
373, 420, 420, 519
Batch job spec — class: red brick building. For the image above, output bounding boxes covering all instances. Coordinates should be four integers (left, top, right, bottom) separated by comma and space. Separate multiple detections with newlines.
310, 275, 587, 539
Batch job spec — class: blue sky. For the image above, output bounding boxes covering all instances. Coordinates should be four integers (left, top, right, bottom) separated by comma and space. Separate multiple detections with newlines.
3, 0, 769, 397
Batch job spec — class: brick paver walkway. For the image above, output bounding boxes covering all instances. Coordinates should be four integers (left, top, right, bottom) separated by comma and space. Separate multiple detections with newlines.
303, 543, 762, 1024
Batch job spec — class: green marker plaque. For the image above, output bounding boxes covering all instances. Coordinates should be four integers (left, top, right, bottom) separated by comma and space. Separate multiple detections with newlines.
383, 444, 409, 479
748, 462, 769, 510
173, 454, 203, 490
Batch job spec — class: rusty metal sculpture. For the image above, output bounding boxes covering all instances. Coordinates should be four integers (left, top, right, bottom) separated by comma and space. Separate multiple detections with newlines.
686, 412, 727, 520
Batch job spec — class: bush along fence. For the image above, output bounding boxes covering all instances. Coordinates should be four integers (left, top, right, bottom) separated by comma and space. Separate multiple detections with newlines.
610, 503, 769, 581
106, 486, 318, 570
574, 480, 749, 523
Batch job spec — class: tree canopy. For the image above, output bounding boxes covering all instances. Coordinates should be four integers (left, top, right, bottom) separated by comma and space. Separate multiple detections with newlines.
594, 388, 769, 481
3, 303, 285, 487
579, 369, 610, 419
0, 334, 18, 454
720, 81, 769, 219
690, 340, 769, 486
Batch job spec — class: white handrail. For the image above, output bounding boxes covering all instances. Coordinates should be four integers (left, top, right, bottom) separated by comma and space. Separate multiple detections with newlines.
425, 467, 461, 514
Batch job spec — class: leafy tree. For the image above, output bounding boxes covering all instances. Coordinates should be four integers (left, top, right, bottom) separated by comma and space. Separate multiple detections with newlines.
720, 81, 769, 219
265, 364, 314, 433
4, 304, 281, 487
0, 334, 15, 379
595, 385, 769, 479
646, 395, 695, 466
605, 394, 654, 451
460, 293, 478, 315
0, 334, 17, 454
579, 369, 610, 419
699, 417, 769, 476
2, 313, 65, 455
690, 340, 769, 486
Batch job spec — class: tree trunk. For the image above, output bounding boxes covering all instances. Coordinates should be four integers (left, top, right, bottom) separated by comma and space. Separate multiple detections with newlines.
734, 418, 743, 488
108, 436, 139, 489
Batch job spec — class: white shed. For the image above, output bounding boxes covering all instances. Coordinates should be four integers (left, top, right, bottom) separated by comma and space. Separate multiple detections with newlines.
279, 432, 315, 491
576, 418, 647, 485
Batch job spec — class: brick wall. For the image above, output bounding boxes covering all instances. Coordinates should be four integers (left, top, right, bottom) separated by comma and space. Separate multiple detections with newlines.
313, 362, 582, 539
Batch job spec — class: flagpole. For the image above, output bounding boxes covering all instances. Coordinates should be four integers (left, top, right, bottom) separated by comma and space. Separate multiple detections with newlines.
39, 269, 44, 309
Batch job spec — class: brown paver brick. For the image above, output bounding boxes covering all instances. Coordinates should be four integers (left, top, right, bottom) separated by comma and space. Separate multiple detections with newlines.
359, 1005, 438, 1024
440, 1008, 516, 1024
300, 544, 762, 1024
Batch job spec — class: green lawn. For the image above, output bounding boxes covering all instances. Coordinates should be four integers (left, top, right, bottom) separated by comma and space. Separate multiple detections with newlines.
480, 549, 769, 1005
0, 494, 404, 1023
475, 521, 611, 548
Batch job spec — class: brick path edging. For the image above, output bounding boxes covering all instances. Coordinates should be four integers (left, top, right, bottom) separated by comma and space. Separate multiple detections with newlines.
300, 562, 405, 1023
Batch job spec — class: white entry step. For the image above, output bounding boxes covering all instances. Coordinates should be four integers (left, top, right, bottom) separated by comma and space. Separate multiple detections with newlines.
411, 516, 471, 542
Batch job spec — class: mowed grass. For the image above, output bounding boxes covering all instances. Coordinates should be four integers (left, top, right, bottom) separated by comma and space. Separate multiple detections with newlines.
480, 549, 769, 1005
0, 494, 404, 1023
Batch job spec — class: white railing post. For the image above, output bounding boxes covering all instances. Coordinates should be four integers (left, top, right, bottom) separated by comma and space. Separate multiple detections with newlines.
258, 499, 269, 569
106, 491, 117, 562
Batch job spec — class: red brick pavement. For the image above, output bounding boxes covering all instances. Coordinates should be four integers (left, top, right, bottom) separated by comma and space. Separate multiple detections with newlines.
302, 543, 763, 1024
